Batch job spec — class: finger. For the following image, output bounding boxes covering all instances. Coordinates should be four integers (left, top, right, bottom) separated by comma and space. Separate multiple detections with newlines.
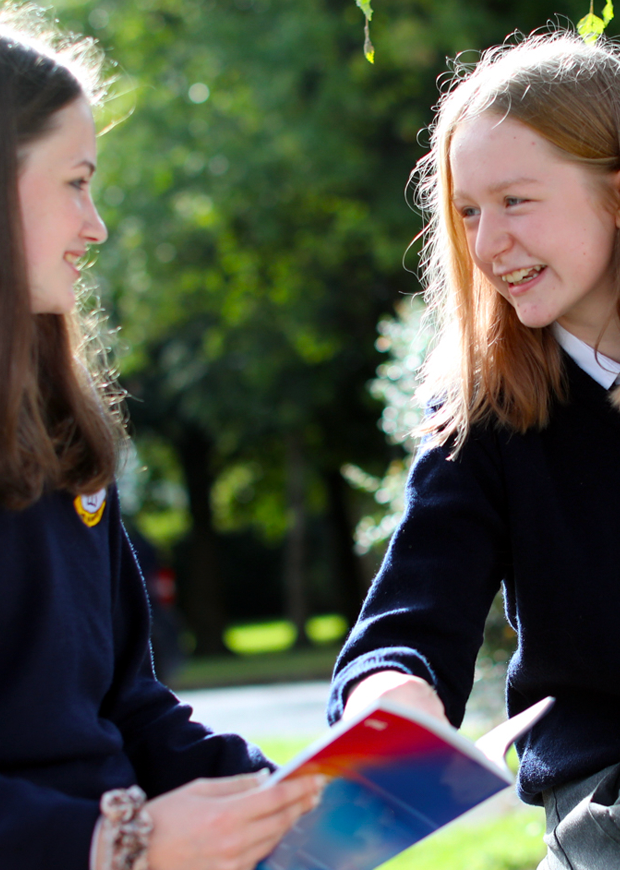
238, 780, 324, 841
201, 786, 322, 870
190, 769, 272, 797
237, 825, 302, 870
229, 797, 317, 870
249, 774, 326, 820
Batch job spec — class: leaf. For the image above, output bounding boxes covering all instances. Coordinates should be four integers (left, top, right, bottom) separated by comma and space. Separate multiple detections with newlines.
577, 11, 606, 42
364, 17, 375, 64
356, 0, 374, 62
577, 0, 614, 42
356, 0, 373, 21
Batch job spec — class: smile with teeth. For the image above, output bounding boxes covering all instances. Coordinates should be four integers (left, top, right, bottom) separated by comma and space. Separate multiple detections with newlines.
500, 265, 545, 286
64, 253, 82, 269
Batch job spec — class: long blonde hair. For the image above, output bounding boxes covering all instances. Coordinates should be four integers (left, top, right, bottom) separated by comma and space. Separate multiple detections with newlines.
415, 29, 620, 452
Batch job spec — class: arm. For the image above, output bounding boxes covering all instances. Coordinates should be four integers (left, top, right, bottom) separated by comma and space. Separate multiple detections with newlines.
0, 773, 99, 870
103, 489, 273, 796
330, 430, 509, 729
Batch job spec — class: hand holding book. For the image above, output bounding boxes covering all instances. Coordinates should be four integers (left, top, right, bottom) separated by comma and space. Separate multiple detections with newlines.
343, 671, 450, 726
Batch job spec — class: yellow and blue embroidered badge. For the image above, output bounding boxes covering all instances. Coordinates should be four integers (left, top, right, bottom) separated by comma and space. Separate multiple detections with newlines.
74, 488, 107, 527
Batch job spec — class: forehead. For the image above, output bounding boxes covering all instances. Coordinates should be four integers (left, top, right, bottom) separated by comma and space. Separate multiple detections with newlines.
449, 114, 557, 190
20, 96, 96, 171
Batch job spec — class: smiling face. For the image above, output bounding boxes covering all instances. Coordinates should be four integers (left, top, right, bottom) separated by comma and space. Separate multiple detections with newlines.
18, 95, 107, 315
450, 113, 620, 345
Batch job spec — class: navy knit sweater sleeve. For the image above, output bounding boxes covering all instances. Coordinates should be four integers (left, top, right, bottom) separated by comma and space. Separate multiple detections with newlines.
329, 421, 508, 728
329, 356, 620, 804
0, 486, 271, 869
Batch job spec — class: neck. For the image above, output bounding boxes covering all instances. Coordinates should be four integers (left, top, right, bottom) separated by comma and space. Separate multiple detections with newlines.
556, 315, 620, 363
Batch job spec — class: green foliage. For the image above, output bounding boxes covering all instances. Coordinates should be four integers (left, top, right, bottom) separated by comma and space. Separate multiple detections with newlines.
345, 296, 429, 554
578, 0, 614, 42
223, 614, 348, 654
54, 0, 619, 639
355, 0, 375, 63
305, 613, 348, 645
224, 620, 297, 655
68, 0, 429, 555
118, 436, 191, 553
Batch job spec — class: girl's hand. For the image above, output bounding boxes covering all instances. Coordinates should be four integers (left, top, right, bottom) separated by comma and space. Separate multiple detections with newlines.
343, 670, 449, 726
141, 771, 323, 870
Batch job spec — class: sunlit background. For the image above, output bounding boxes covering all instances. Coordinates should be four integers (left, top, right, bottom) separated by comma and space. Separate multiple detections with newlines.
43, 4, 611, 864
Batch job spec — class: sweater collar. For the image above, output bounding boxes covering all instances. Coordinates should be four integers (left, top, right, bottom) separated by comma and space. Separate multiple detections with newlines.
552, 322, 620, 390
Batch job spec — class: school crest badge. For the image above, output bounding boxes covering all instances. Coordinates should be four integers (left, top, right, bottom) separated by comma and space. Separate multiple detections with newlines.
74, 488, 107, 527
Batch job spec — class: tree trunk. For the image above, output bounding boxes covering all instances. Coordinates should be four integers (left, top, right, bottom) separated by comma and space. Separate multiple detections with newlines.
175, 426, 229, 656
324, 469, 367, 627
283, 433, 309, 646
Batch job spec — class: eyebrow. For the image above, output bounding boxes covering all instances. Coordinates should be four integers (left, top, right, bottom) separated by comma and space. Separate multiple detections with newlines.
72, 160, 97, 175
452, 176, 540, 200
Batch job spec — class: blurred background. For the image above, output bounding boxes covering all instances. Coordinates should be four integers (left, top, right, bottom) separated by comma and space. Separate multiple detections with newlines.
51, 0, 602, 678
47, 1, 612, 866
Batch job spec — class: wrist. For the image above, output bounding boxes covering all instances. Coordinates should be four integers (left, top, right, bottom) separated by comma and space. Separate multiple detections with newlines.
96, 785, 153, 870
344, 670, 445, 721
90, 816, 105, 870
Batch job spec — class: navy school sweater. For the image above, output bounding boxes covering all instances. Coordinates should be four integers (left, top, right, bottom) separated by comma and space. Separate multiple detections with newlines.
329, 355, 620, 804
0, 486, 270, 869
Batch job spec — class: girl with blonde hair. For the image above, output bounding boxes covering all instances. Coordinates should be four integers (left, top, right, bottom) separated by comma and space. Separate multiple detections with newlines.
330, 29, 620, 869
0, 6, 322, 869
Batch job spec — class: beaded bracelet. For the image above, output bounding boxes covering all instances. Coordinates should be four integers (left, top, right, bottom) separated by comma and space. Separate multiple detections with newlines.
99, 785, 153, 870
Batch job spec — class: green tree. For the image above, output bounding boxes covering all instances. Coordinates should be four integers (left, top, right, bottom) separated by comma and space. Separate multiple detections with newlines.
52, 0, 613, 653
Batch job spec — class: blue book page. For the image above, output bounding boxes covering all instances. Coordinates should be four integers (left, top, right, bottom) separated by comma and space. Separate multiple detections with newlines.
258, 739, 509, 870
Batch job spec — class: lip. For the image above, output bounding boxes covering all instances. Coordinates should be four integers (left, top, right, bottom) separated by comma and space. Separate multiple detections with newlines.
497, 265, 547, 296
64, 251, 85, 277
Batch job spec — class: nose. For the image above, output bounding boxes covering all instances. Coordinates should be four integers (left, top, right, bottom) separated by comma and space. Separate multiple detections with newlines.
473, 210, 511, 265
81, 194, 108, 245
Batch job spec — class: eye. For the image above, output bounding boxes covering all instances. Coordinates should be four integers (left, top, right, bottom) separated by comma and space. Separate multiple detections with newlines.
69, 178, 89, 191
459, 205, 479, 219
504, 196, 526, 207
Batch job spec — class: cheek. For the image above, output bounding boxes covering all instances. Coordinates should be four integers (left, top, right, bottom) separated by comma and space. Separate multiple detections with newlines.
19, 186, 49, 270
463, 228, 481, 266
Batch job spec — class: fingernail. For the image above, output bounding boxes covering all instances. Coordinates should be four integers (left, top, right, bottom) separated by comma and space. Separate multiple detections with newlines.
256, 767, 272, 780
311, 778, 330, 808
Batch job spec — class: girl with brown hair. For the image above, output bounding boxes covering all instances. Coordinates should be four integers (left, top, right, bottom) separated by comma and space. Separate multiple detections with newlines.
329, 29, 620, 869
0, 6, 322, 869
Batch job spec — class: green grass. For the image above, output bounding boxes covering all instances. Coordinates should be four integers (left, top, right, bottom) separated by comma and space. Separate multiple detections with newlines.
385, 808, 545, 870
170, 645, 339, 689
171, 617, 348, 689
251, 734, 314, 765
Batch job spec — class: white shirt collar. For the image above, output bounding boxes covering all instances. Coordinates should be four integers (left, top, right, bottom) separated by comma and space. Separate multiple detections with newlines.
551, 322, 620, 389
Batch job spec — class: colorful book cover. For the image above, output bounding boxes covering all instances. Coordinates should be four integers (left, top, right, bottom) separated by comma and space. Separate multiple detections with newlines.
258, 696, 553, 870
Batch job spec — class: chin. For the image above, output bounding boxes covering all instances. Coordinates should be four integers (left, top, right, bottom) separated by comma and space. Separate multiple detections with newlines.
513, 309, 556, 330
31, 289, 77, 315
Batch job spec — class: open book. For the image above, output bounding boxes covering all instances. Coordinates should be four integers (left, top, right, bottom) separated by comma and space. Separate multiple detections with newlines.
258, 696, 554, 870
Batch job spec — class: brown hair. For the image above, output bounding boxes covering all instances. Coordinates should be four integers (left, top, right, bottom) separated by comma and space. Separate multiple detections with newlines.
0, 5, 125, 509
414, 29, 620, 452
